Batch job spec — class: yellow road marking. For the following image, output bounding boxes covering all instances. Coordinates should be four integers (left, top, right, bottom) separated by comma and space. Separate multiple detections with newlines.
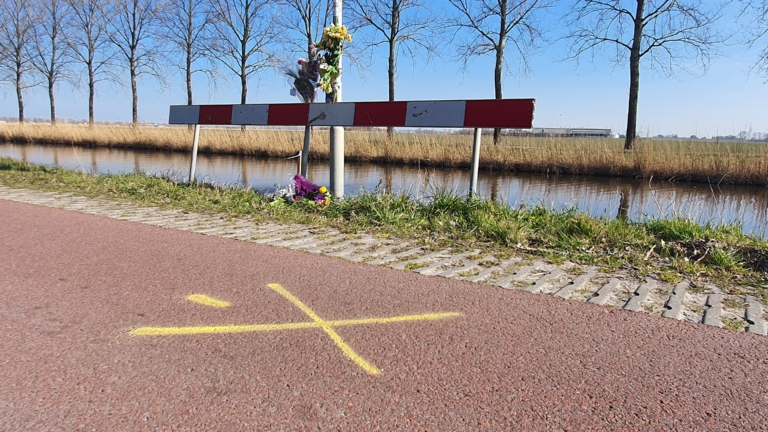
267, 283, 381, 375
131, 285, 462, 376
187, 294, 230, 308
130, 312, 461, 336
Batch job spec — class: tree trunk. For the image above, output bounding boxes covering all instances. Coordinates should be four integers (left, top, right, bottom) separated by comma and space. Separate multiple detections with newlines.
493, 45, 504, 144
387, 37, 396, 139
131, 65, 138, 126
625, 0, 645, 151
493, 0, 507, 144
240, 66, 247, 132
186, 56, 193, 105
88, 62, 95, 127
16, 70, 24, 123
386, 0, 400, 139
49, 78, 56, 125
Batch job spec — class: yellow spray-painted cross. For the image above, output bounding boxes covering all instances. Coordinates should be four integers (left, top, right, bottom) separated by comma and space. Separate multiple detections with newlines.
130, 283, 461, 375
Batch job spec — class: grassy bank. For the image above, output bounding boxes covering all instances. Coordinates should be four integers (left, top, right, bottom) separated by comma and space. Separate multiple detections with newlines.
1, 157, 766, 299
2, 123, 767, 186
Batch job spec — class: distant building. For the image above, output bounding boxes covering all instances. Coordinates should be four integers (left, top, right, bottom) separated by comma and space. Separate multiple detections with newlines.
504, 128, 619, 138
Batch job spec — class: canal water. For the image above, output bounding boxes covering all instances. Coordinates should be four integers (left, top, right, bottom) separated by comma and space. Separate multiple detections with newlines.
2, 142, 767, 239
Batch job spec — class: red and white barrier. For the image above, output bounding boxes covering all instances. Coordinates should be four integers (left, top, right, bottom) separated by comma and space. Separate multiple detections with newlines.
169, 99, 535, 129
171, 98, 536, 198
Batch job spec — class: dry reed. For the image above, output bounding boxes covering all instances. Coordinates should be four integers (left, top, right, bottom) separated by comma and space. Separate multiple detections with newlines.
1, 123, 766, 185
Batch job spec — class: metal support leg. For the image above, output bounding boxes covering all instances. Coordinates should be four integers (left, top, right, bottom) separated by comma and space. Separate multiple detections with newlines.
301, 125, 311, 177
469, 128, 482, 198
189, 124, 200, 184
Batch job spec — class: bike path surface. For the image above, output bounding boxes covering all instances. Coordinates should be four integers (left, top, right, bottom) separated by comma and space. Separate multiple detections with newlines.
1, 199, 766, 431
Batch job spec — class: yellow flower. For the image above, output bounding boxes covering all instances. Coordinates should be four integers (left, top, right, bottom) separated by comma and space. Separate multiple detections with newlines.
319, 186, 327, 194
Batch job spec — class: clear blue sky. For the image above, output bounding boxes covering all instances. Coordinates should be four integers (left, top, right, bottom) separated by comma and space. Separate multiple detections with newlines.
2, 1, 766, 139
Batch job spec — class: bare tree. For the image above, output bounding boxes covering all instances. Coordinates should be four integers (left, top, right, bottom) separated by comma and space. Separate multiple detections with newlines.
108, 0, 164, 126
565, 1, 727, 151
208, 0, 278, 106
278, 0, 332, 58
158, 0, 217, 106
0, 0, 38, 123
30, 0, 74, 124
448, 0, 551, 143
348, 0, 441, 137
66, 0, 116, 126
740, 0, 768, 79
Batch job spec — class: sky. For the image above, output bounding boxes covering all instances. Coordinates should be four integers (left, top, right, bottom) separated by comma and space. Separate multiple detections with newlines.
2, 1, 766, 139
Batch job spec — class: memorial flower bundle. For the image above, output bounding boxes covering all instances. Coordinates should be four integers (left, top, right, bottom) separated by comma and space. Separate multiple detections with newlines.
268, 174, 332, 206
292, 174, 332, 205
314, 24, 352, 101
284, 45, 322, 103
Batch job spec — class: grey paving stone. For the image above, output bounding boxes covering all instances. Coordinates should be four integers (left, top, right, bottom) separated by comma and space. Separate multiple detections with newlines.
588, 278, 620, 305
554, 268, 597, 299
346, 244, 401, 262
390, 250, 453, 271
703, 294, 724, 327
438, 256, 490, 278
415, 254, 470, 276
493, 260, 545, 289
624, 279, 657, 312
662, 282, 689, 320
369, 248, 425, 265
524, 269, 566, 293
465, 258, 522, 283
745, 296, 767, 335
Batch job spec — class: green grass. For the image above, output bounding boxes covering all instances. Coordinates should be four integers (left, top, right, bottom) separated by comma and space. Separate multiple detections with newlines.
1, 157, 767, 297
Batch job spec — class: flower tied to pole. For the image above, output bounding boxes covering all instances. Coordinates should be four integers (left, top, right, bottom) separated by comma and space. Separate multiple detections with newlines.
315, 24, 352, 103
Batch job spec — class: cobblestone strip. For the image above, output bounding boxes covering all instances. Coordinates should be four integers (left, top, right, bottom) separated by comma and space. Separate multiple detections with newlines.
439, 255, 493, 278
464, 258, 522, 283
662, 282, 689, 320
553, 268, 597, 299
703, 294, 724, 328
624, 279, 657, 312
493, 260, 545, 289
524, 269, 566, 294
415, 253, 472, 276
1, 186, 763, 336
588, 278, 621, 305
368, 248, 425, 266
390, 250, 453, 271
347, 244, 403, 263
745, 296, 767, 335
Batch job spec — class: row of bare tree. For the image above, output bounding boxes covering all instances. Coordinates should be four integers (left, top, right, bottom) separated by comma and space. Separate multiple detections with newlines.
0, 0, 766, 150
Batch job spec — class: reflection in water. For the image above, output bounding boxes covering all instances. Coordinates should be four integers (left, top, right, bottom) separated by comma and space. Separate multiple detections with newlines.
2, 142, 767, 238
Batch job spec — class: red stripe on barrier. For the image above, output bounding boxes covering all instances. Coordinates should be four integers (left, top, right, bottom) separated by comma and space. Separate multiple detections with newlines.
198, 105, 233, 125
268, 104, 310, 125
463, 99, 535, 129
353, 102, 407, 127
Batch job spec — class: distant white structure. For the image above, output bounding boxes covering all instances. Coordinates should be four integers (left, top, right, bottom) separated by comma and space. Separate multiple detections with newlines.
507, 127, 619, 138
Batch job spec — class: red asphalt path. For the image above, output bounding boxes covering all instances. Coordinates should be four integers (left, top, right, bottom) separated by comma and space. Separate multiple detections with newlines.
1, 199, 767, 431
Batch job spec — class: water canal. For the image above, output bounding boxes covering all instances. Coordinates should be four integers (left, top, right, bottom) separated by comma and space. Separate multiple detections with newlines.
2, 142, 767, 239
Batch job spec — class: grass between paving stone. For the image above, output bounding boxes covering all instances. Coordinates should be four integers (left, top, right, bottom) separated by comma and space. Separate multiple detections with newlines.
1, 157, 767, 299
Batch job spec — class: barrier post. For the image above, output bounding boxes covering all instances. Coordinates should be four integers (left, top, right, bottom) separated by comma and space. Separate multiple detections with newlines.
469, 128, 482, 198
189, 124, 200, 184
301, 126, 310, 177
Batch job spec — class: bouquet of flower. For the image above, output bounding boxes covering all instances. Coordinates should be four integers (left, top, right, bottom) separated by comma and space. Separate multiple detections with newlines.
284, 45, 322, 103
269, 174, 332, 206
315, 24, 352, 103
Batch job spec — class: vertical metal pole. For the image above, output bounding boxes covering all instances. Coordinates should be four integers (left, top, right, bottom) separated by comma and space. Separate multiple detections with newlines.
189, 124, 200, 184
301, 125, 311, 177
329, 0, 345, 198
470, 128, 482, 198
